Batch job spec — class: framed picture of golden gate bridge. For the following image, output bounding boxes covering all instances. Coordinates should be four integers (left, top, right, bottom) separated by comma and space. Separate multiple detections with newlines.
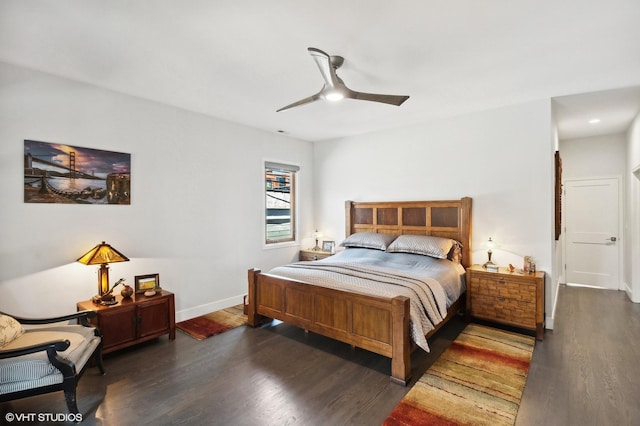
24, 140, 131, 205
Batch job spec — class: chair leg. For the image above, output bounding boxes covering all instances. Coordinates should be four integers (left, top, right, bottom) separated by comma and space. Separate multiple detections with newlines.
93, 329, 106, 375
93, 343, 106, 376
64, 388, 79, 414
96, 349, 106, 375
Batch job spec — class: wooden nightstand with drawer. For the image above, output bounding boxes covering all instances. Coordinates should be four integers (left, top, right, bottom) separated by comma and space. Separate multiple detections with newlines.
465, 264, 545, 340
299, 249, 333, 261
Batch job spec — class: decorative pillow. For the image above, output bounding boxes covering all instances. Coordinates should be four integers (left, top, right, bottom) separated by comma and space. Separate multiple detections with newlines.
386, 234, 458, 260
447, 242, 463, 264
0, 314, 25, 348
340, 232, 397, 251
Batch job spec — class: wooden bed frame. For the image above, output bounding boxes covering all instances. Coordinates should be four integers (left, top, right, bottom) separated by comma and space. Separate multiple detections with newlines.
247, 197, 472, 385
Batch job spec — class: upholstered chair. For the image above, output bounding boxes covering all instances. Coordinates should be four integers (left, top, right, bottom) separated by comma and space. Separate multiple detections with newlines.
0, 310, 105, 414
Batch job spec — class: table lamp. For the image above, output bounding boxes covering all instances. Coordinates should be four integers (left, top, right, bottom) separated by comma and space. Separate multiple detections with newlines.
77, 241, 129, 304
312, 230, 322, 251
483, 237, 498, 270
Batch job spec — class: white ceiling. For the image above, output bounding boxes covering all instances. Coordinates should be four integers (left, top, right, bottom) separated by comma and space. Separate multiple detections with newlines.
1, 0, 639, 142
554, 86, 640, 140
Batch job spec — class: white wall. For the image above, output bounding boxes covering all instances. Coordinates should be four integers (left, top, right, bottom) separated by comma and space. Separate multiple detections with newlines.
313, 99, 557, 328
627, 113, 640, 302
561, 133, 627, 179
0, 62, 314, 319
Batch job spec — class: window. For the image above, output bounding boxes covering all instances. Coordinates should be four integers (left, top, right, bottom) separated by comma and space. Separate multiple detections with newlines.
265, 161, 298, 244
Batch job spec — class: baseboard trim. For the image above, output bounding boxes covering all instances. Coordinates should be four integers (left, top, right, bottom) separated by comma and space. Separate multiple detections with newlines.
546, 277, 562, 331
624, 282, 640, 303
175, 294, 245, 323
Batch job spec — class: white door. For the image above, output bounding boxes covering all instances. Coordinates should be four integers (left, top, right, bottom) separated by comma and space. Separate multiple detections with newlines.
565, 177, 620, 289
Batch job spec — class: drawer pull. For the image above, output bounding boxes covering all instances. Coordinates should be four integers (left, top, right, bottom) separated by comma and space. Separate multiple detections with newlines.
498, 279, 506, 284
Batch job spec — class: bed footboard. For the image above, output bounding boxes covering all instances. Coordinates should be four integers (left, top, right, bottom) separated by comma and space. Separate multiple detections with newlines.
247, 268, 411, 385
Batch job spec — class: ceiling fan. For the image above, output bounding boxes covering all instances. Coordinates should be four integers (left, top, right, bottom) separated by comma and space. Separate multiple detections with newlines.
277, 47, 409, 112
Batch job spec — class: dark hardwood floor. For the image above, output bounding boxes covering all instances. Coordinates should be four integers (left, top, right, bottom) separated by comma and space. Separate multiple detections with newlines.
2, 285, 639, 425
516, 285, 640, 426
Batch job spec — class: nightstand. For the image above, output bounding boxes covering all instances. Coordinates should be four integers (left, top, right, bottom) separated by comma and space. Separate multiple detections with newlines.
465, 265, 545, 340
299, 249, 333, 261
77, 289, 176, 354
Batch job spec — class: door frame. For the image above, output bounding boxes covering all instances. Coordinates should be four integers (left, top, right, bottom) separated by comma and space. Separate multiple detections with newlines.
630, 165, 640, 302
562, 175, 624, 290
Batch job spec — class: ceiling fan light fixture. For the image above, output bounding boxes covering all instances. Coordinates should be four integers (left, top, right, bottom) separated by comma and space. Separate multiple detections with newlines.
324, 91, 344, 102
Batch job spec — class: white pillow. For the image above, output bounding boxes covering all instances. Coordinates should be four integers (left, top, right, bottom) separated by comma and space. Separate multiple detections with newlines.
340, 232, 397, 251
386, 234, 457, 259
0, 314, 25, 347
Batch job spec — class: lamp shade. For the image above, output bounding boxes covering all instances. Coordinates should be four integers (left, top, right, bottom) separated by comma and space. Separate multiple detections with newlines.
78, 241, 129, 298
77, 241, 129, 265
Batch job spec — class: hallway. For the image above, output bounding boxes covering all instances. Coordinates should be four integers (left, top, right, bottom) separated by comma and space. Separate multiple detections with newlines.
516, 285, 640, 425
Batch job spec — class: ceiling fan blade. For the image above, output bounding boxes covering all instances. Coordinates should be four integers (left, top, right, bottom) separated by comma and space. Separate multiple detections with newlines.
308, 47, 339, 88
276, 92, 322, 112
348, 91, 410, 106
278, 47, 410, 111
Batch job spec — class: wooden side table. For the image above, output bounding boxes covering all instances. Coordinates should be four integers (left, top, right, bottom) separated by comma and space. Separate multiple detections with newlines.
465, 265, 545, 340
77, 289, 176, 354
299, 249, 333, 261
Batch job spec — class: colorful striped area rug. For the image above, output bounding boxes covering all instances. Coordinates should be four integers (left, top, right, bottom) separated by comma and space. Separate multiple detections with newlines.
176, 304, 246, 340
383, 323, 535, 426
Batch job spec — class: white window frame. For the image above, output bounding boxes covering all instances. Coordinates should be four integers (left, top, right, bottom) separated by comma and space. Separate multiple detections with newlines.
264, 161, 299, 247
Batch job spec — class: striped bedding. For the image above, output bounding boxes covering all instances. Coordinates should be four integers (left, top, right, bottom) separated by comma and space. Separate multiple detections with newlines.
267, 248, 466, 352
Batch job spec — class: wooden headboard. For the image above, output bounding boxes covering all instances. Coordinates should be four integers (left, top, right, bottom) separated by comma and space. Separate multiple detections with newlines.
345, 197, 472, 268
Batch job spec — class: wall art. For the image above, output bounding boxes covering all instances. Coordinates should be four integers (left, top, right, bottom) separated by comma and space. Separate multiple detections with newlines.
24, 140, 131, 204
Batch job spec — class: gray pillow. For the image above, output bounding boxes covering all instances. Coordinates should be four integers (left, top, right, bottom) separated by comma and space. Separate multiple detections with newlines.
386, 234, 457, 259
340, 232, 397, 251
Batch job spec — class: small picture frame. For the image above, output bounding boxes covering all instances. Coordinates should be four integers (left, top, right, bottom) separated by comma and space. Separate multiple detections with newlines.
134, 273, 160, 294
322, 240, 335, 253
